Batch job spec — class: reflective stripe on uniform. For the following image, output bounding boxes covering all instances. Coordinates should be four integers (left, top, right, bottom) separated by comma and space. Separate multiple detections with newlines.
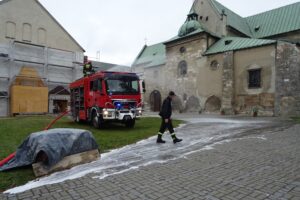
171, 133, 176, 139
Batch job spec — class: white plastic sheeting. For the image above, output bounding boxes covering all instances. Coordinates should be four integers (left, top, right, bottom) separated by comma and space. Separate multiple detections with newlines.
5, 116, 273, 194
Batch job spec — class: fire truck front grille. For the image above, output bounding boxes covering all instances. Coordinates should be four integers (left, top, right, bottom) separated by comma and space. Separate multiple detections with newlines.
112, 100, 137, 109
120, 111, 130, 113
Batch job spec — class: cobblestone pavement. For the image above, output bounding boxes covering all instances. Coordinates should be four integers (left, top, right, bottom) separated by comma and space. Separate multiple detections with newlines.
1, 115, 299, 200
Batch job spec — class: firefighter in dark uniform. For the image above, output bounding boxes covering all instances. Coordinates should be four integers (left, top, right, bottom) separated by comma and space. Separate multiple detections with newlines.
157, 91, 183, 144
83, 61, 95, 77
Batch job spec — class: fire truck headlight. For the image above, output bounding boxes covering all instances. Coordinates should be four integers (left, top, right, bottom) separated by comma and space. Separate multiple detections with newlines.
103, 110, 109, 115
138, 110, 142, 114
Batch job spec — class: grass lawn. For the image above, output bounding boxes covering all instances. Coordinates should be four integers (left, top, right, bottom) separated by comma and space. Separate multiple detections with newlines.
292, 117, 300, 123
0, 115, 182, 192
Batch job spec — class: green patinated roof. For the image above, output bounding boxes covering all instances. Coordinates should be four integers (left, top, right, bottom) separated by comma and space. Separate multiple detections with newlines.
204, 37, 276, 55
210, 0, 300, 39
132, 43, 166, 68
91, 61, 129, 71
210, 0, 252, 37
246, 2, 300, 39
164, 28, 206, 44
178, 20, 203, 37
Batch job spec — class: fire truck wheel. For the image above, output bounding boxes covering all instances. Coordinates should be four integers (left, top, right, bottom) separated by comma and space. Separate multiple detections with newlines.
92, 112, 101, 129
125, 119, 135, 128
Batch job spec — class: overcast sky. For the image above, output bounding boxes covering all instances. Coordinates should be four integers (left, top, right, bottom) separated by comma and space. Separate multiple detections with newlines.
39, 0, 299, 66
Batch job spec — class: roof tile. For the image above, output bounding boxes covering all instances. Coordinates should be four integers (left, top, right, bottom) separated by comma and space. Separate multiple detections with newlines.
132, 43, 166, 68
246, 2, 300, 38
204, 37, 276, 55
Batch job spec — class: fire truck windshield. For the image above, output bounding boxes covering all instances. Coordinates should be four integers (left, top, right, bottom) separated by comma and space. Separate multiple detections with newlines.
105, 76, 139, 95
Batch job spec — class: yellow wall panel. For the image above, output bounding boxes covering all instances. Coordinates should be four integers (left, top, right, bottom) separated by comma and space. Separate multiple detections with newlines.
11, 85, 48, 114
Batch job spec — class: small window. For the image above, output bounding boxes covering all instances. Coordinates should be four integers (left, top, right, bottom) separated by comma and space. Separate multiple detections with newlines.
206, 16, 209, 21
178, 60, 187, 77
210, 60, 219, 71
180, 47, 186, 53
225, 40, 232, 45
0, 91, 8, 97
188, 27, 196, 33
91, 79, 102, 91
0, 53, 8, 57
200, 16, 203, 20
248, 69, 261, 88
90, 80, 99, 91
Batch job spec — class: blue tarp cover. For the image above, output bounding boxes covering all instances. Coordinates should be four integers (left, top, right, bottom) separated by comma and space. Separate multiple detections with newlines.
0, 128, 99, 171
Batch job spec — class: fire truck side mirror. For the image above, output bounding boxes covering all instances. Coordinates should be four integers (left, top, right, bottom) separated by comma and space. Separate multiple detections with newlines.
142, 81, 146, 93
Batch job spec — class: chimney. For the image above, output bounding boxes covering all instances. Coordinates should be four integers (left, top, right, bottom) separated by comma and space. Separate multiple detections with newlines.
221, 9, 227, 36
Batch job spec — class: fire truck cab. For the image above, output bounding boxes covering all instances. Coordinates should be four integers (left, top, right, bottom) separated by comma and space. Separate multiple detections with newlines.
69, 71, 143, 128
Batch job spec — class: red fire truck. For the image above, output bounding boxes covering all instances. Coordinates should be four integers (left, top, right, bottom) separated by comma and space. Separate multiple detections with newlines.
69, 71, 143, 128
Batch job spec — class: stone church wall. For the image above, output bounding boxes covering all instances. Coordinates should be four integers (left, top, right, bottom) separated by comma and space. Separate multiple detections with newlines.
164, 33, 223, 112
142, 65, 164, 110
200, 53, 223, 113
275, 42, 300, 117
233, 45, 276, 116
221, 51, 234, 114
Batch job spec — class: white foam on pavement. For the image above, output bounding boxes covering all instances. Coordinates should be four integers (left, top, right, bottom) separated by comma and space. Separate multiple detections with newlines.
5, 117, 270, 194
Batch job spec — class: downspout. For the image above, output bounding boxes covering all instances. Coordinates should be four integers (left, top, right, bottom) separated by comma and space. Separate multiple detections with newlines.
274, 42, 279, 116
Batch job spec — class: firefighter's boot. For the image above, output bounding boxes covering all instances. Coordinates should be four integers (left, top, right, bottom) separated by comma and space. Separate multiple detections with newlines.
171, 133, 182, 144
156, 133, 166, 144
173, 138, 183, 144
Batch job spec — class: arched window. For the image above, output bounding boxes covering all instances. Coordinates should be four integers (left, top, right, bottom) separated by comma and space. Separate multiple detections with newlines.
6, 21, 16, 39
22, 23, 32, 42
178, 60, 187, 77
37, 28, 47, 45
